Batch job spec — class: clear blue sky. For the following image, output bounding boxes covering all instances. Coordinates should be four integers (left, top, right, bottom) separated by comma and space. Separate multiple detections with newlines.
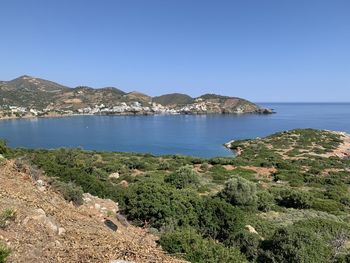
1, 0, 349, 102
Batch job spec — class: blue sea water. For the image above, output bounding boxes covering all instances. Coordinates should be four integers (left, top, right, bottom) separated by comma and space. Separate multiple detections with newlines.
0, 103, 350, 157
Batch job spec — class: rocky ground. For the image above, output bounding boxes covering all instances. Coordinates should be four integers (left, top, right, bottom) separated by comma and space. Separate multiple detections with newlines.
0, 159, 186, 263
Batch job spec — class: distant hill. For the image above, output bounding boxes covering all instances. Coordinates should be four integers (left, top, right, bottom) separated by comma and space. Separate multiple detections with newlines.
0, 75, 273, 115
153, 93, 194, 106
126, 91, 152, 104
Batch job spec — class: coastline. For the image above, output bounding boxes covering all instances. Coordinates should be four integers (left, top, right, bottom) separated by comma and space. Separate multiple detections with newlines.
0, 110, 274, 121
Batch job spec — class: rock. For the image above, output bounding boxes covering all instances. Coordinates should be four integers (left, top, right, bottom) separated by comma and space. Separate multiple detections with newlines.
104, 219, 118, 232
116, 213, 129, 227
46, 219, 58, 233
245, 225, 259, 235
58, 227, 66, 236
37, 186, 46, 192
109, 172, 120, 179
117, 180, 129, 188
256, 108, 275, 114
94, 203, 101, 211
27, 208, 62, 235
224, 140, 235, 148
36, 180, 44, 187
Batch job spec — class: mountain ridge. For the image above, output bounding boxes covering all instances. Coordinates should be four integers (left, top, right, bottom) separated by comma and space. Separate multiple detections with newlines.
0, 75, 273, 118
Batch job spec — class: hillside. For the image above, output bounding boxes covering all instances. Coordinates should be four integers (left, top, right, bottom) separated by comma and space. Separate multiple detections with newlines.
0, 75, 272, 118
1, 128, 350, 262
0, 158, 186, 263
153, 93, 194, 106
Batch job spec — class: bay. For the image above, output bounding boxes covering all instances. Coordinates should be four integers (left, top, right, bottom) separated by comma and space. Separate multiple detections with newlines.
0, 103, 350, 157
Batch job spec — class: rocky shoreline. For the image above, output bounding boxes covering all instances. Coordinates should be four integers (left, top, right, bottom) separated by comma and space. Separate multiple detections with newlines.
0, 108, 274, 121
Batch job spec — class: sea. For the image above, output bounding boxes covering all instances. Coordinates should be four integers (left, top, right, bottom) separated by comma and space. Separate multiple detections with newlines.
0, 103, 349, 158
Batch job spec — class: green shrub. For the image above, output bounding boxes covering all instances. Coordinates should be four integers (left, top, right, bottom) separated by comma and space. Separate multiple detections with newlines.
200, 163, 209, 172
218, 177, 257, 207
122, 179, 202, 229
199, 197, 245, 241
157, 161, 170, 170
311, 198, 344, 213
335, 254, 350, 263
294, 218, 350, 256
0, 140, 8, 156
258, 227, 332, 263
159, 228, 247, 263
325, 185, 349, 202
225, 231, 261, 261
257, 191, 275, 212
277, 189, 312, 209
0, 208, 16, 229
50, 180, 84, 206
164, 166, 199, 189
0, 244, 10, 263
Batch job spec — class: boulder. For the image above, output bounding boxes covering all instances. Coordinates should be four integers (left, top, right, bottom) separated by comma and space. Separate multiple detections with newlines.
109, 172, 120, 179
117, 180, 129, 188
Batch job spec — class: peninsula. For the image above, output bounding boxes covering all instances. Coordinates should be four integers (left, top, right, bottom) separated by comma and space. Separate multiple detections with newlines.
0, 75, 273, 119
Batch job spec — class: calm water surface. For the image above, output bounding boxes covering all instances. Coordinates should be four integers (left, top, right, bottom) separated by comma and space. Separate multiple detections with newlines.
0, 103, 350, 157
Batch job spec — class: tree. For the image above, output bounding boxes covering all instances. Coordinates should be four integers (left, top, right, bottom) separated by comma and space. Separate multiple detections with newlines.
199, 197, 245, 241
218, 177, 257, 207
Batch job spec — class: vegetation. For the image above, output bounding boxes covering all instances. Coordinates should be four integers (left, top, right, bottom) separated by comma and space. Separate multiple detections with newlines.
164, 166, 200, 189
3, 128, 350, 262
0, 208, 16, 229
0, 140, 7, 155
0, 244, 10, 263
218, 177, 257, 207
159, 228, 247, 263
50, 180, 84, 206
152, 93, 194, 106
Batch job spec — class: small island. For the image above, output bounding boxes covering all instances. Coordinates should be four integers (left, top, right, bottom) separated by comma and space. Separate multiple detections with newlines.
0, 75, 273, 120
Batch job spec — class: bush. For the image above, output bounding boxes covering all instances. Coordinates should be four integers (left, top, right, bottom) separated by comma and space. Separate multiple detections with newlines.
157, 161, 170, 170
225, 231, 261, 261
218, 177, 257, 207
50, 180, 84, 206
122, 179, 202, 229
0, 244, 10, 263
164, 166, 199, 189
257, 191, 275, 212
294, 218, 350, 256
199, 197, 246, 241
159, 228, 247, 263
277, 189, 312, 209
0, 208, 16, 229
200, 163, 209, 172
311, 198, 344, 213
335, 254, 350, 263
258, 227, 332, 263
0, 140, 8, 156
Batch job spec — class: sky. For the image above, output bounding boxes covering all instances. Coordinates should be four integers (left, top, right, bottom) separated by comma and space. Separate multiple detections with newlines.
0, 0, 349, 102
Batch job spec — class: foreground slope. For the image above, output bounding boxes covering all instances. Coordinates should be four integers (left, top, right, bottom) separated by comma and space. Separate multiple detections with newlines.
0, 159, 186, 263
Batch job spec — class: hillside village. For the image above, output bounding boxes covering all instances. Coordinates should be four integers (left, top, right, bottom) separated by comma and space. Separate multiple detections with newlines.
0, 98, 269, 119
0, 75, 273, 119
